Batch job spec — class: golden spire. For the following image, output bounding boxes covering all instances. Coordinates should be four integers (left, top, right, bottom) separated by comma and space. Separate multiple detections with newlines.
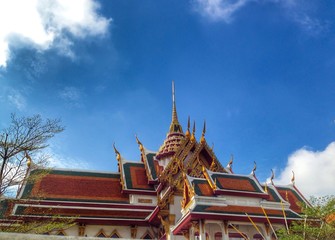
185, 116, 190, 138
172, 81, 177, 122
169, 81, 183, 134
190, 121, 196, 142
200, 121, 206, 144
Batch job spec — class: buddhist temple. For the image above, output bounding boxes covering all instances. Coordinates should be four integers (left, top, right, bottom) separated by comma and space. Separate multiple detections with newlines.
0, 83, 309, 239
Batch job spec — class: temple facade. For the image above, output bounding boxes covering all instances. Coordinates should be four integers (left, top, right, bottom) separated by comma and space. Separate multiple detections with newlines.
0, 84, 309, 239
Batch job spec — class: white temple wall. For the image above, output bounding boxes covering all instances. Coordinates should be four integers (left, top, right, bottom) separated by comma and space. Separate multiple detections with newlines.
170, 195, 183, 222
59, 224, 155, 239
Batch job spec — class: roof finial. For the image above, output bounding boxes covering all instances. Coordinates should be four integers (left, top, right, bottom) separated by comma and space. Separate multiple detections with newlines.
200, 120, 206, 143
227, 154, 233, 171
190, 121, 196, 141
291, 171, 295, 185
185, 116, 191, 138
135, 134, 144, 151
251, 161, 257, 176
169, 81, 183, 133
270, 169, 275, 185
24, 151, 32, 168
113, 143, 121, 161
264, 182, 268, 193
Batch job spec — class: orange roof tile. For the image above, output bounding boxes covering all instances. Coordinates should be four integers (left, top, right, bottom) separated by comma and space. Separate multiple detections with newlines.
22, 170, 129, 203
276, 187, 304, 213
212, 174, 263, 193
123, 162, 155, 191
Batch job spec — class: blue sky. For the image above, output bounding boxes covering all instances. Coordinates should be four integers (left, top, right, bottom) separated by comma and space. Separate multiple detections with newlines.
0, 0, 334, 197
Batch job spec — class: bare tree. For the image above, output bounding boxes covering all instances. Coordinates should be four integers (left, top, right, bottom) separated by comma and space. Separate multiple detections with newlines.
0, 114, 64, 196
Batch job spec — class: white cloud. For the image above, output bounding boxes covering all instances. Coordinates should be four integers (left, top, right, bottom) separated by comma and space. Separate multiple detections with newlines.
193, 0, 251, 22
37, 146, 90, 169
48, 153, 90, 169
59, 86, 83, 108
278, 0, 329, 36
0, 0, 110, 67
7, 89, 27, 111
194, 0, 328, 36
276, 142, 335, 198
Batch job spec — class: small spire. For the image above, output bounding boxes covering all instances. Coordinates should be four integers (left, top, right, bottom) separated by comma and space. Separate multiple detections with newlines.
190, 121, 196, 141
291, 171, 295, 185
185, 116, 191, 138
270, 169, 275, 185
169, 81, 183, 134
251, 161, 257, 175
172, 81, 177, 122
200, 121, 206, 143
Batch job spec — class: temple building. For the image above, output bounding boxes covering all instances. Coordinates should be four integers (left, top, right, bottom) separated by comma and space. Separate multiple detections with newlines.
0, 83, 309, 239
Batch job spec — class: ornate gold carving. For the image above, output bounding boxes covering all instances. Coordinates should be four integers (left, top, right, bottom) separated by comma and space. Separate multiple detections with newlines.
182, 230, 190, 240
223, 221, 228, 234
202, 166, 216, 191
130, 225, 137, 239
209, 159, 217, 171
78, 223, 86, 236
191, 221, 199, 232
265, 223, 270, 235
158, 215, 170, 236
138, 198, 153, 203
169, 214, 175, 225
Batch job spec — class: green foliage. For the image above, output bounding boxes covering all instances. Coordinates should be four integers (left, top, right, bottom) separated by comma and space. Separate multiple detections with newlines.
277, 195, 335, 240
0, 114, 75, 234
0, 216, 76, 234
0, 113, 64, 196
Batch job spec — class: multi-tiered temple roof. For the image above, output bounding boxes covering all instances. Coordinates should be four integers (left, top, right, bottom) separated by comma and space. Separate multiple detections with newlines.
0, 83, 310, 239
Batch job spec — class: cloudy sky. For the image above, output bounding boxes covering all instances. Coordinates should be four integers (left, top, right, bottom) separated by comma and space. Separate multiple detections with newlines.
0, 0, 334, 198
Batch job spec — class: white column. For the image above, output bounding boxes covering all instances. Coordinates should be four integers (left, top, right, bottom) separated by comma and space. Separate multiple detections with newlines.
198, 220, 206, 240
220, 221, 229, 240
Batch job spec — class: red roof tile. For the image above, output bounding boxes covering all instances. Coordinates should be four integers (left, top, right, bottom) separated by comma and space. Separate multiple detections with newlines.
24, 170, 129, 203
213, 174, 262, 193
